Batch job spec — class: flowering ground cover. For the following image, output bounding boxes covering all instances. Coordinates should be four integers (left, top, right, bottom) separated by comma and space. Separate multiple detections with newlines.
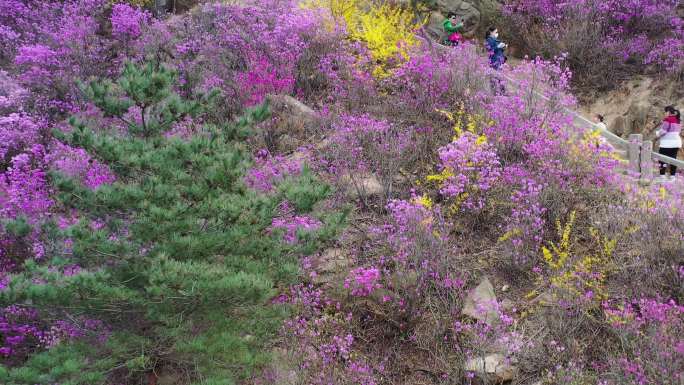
0, 0, 682, 384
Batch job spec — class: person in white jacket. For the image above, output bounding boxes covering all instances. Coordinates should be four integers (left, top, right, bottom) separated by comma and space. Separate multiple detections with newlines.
656, 105, 682, 181
594, 114, 608, 131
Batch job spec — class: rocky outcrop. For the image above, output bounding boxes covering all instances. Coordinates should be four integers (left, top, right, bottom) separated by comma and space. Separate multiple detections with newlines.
263, 94, 320, 153
582, 77, 684, 143
426, 0, 502, 39
464, 353, 518, 383
462, 276, 500, 325
436, 0, 482, 24
340, 173, 385, 201
311, 248, 351, 285
267, 94, 318, 123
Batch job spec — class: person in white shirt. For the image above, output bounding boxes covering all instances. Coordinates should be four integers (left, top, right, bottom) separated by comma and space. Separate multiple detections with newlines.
594, 114, 607, 131
655, 105, 682, 181
591, 114, 608, 148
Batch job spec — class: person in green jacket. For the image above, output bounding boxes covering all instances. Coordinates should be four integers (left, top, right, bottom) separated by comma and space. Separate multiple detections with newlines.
443, 13, 464, 46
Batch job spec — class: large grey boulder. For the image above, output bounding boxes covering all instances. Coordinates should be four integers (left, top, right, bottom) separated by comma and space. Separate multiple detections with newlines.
426, 11, 448, 40
625, 100, 653, 136
434, 0, 501, 33
264, 94, 319, 152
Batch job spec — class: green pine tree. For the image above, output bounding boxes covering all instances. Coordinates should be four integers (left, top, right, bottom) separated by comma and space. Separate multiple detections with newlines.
0, 61, 344, 384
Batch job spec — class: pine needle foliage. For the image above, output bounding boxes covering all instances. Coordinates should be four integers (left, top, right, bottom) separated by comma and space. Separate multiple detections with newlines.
0, 62, 343, 384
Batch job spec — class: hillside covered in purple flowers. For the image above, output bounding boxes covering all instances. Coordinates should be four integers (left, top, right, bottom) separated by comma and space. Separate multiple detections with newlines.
0, 0, 682, 384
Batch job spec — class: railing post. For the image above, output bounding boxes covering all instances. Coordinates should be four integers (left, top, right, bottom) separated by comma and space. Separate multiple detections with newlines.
640, 140, 653, 182
628, 134, 642, 175
154, 0, 167, 16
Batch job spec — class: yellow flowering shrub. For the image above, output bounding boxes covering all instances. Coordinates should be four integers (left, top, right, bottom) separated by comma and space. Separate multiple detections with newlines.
114, 0, 154, 7
435, 103, 493, 140
413, 194, 433, 209
574, 128, 621, 161
300, 0, 358, 29
302, 0, 423, 77
531, 211, 616, 309
423, 106, 499, 215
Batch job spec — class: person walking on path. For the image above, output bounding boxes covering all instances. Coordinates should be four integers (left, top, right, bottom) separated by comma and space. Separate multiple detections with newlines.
594, 114, 607, 131
656, 105, 682, 181
485, 27, 507, 95
591, 114, 609, 148
485, 27, 507, 70
442, 14, 464, 46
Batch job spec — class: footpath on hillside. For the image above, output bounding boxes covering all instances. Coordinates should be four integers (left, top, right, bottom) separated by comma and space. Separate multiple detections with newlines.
418, 32, 684, 186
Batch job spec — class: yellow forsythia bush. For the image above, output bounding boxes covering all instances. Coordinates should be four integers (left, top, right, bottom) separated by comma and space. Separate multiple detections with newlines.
532, 211, 616, 309
302, 0, 423, 77
114, 0, 154, 8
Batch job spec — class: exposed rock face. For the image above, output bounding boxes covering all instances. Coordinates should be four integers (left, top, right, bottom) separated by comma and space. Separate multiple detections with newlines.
437, 0, 480, 25
263, 94, 320, 153
462, 276, 499, 325
426, 0, 502, 39
426, 11, 449, 39
267, 94, 317, 123
340, 173, 385, 200
464, 353, 518, 383
311, 248, 351, 285
582, 77, 684, 144
624, 100, 652, 136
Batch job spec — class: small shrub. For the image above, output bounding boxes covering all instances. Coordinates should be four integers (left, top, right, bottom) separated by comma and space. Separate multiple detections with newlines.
502, 0, 683, 91
327, 114, 414, 209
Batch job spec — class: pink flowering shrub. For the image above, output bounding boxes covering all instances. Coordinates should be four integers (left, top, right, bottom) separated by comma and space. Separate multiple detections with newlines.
271, 284, 381, 385
269, 201, 322, 244
380, 43, 493, 161
344, 267, 381, 296
646, 26, 684, 78
503, 0, 684, 89
499, 175, 547, 267
244, 149, 304, 193
483, 58, 575, 166
0, 70, 28, 113
276, 195, 526, 383
0, 0, 61, 65
431, 132, 502, 211
7, 0, 122, 115
0, 113, 41, 165
0, 145, 53, 274
376, 198, 445, 265
110, 3, 150, 41
312, 41, 377, 110
603, 299, 684, 385
327, 114, 413, 208
235, 56, 296, 107
46, 142, 116, 190
270, 215, 322, 244
0, 0, 682, 382
170, 0, 322, 116
386, 44, 490, 113
0, 145, 53, 224
593, 183, 684, 300
0, 305, 109, 365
